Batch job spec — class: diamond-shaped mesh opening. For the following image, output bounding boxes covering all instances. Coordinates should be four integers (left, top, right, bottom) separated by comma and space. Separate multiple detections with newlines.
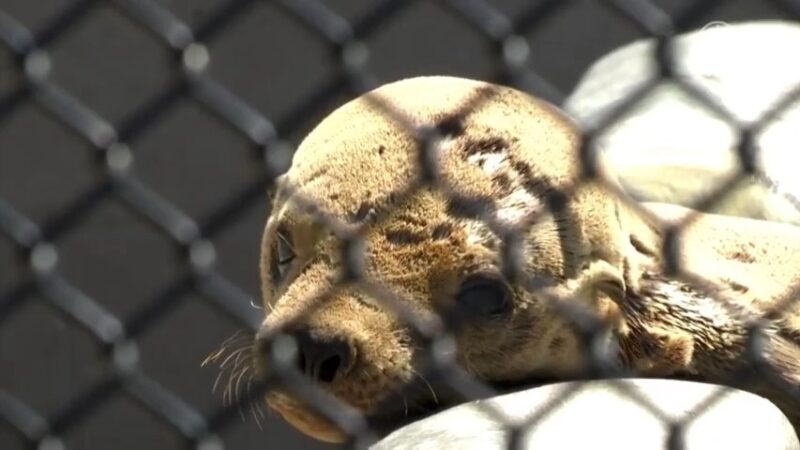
522, 1, 645, 93
756, 93, 800, 215
154, 0, 228, 28
0, 296, 103, 413
56, 200, 179, 318
511, 379, 741, 448
0, 103, 97, 223
0, 0, 76, 31
133, 99, 258, 219
365, 2, 495, 81
518, 383, 668, 447
47, 4, 173, 124
139, 292, 245, 413
210, 199, 266, 298
592, 87, 745, 201
0, 236, 19, 293
0, 423, 26, 450
482, 0, 549, 18
0, 46, 21, 99
279, 89, 355, 145
326, 0, 388, 23
206, 2, 335, 123
63, 392, 183, 450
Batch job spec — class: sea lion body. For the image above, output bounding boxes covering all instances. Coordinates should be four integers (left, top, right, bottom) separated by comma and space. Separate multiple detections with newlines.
210, 76, 800, 442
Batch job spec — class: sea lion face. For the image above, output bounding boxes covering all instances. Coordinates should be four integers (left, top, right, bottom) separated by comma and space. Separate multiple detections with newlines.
253, 77, 636, 442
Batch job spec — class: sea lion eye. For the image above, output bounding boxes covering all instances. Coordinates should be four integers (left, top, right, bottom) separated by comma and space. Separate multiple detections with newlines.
455, 275, 511, 319
270, 227, 295, 284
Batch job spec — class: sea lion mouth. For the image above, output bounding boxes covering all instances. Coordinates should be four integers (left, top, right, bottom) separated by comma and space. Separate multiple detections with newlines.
266, 371, 576, 442
269, 397, 445, 443
266, 391, 351, 443
265, 375, 456, 442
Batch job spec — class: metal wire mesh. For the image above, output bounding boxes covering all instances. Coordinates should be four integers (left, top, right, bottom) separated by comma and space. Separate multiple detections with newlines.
2, 0, 800, 449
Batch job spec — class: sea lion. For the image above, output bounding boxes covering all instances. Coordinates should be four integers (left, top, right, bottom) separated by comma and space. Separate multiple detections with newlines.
206, 76, 800, 443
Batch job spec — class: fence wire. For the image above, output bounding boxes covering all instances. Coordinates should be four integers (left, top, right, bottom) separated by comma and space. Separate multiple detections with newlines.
2, 0, 800, 449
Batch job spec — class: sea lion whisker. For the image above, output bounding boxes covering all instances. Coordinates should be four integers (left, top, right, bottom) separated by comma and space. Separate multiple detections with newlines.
229, 346, 250, 371
410, 369, 439, 405
203, 330, 252, 367
220, 345, 251, 370
250, 398, 264, 429
212, 366, 228, 394
224, 361, 244, 407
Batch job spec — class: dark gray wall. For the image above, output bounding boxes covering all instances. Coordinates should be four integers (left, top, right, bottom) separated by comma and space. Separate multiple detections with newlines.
0, 1, 787, 449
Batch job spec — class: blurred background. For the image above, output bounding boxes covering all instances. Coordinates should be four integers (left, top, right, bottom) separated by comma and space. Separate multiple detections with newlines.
0, 1, 793, 449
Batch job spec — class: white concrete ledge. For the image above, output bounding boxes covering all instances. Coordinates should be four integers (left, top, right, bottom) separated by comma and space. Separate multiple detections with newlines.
372, 379, 798, 450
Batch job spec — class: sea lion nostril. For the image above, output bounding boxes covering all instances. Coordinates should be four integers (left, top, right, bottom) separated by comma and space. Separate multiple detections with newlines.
292, 328, 352, 383
297, 350, 307, 374
318, 355, 341, 383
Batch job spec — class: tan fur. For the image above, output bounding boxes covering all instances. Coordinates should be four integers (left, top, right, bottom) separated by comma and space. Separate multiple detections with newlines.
242, 77, 800, 442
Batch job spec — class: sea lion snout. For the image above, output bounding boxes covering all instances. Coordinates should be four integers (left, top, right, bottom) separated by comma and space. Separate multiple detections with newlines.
254, 291, 418, 443
255, 326, 356, 384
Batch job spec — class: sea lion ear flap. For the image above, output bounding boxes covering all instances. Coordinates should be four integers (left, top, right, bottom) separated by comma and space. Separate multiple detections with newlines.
578, 259, 627, 307
565, 259, 628, 332
268, 174, 289, 206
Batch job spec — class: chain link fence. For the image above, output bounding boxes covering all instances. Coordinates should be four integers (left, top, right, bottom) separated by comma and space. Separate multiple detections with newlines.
1, 0, 800, 449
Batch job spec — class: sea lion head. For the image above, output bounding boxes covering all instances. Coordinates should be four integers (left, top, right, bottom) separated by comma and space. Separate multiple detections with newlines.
241, 76, 654, 442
